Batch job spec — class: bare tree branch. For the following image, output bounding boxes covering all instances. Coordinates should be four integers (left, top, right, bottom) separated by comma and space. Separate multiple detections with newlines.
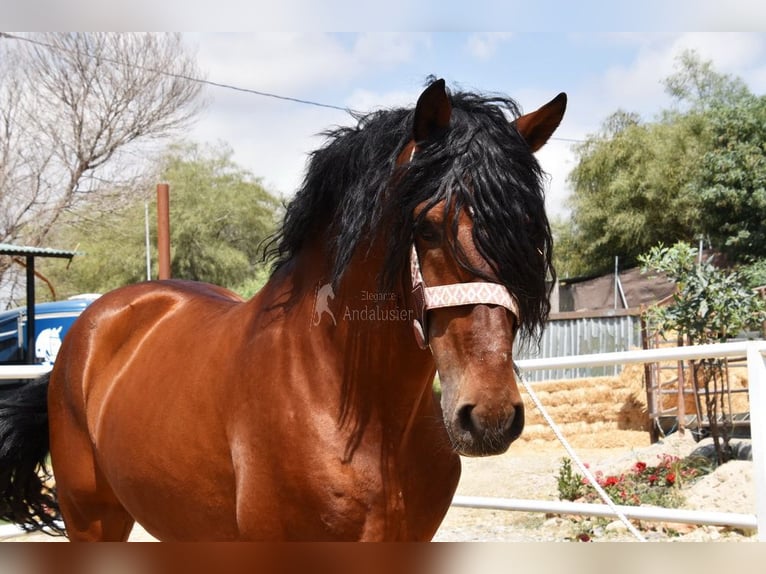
0, 32, 205, 298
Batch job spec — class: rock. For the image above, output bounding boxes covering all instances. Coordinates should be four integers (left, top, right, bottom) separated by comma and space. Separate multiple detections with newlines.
731, 440, 752, 461
605, 520, 628, 534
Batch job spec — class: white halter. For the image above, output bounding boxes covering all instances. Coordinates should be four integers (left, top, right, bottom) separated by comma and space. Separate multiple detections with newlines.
409, 244, 519, 349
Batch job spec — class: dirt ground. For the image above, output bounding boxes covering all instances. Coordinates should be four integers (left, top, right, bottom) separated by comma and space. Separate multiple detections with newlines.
434, 431, 757, 542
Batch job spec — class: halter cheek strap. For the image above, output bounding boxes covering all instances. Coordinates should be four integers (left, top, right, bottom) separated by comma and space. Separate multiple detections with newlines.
409, 245, 520, 349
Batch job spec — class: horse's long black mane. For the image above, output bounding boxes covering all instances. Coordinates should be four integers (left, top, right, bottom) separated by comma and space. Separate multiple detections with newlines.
264, 83, 554, 341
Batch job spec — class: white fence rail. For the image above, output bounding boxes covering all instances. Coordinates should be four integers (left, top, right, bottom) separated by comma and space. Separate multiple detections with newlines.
0, 364, 52, 382
2, 343, 765, 540
453, 340, 766, 541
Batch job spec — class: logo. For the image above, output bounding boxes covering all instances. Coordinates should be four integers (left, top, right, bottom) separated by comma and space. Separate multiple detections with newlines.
312, 282, 337, 327
311, 282, 415, 330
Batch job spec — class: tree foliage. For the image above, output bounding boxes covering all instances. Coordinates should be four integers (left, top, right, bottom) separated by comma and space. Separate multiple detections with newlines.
639, 241, 765, 464
557, 50, 764, 277
662, 49, 751, 113
161, 143, 280, 289
639, 242, 765, 344
560, 110, 704, 276
43, 142, 281, 298
0, 32, 204, 298
695, 95, 766, 262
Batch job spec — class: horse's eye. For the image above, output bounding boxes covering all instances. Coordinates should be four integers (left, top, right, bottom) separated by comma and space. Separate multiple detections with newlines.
417, 221, 443, 244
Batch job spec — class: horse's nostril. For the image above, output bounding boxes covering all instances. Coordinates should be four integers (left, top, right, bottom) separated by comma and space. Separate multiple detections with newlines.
508, 404, 524, 438
450, 401, 525, 455
457, 403, 477, 434
456, 402, 522, 437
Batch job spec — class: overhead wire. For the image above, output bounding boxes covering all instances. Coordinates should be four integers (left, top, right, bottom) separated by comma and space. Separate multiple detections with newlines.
0, 31, 583, 143
0, 32, 356, 113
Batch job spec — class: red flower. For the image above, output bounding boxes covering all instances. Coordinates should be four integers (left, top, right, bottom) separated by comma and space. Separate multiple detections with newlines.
604, 476, 620, 487
648, 474, 658, 485
665, 473, 676, 486
577, 533, 591, 542
633, 461, 647, 473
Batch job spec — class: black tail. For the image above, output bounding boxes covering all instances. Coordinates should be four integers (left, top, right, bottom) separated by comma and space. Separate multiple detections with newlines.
0, 374, 65, 536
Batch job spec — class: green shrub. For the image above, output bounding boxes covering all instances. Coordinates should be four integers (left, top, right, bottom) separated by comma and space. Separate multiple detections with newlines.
556, 454, 713, 509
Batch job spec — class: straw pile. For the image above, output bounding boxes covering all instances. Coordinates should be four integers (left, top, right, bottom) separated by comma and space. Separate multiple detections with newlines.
518, 360, 751, 449
652, 362, 751, 416
518, 365, 652, 449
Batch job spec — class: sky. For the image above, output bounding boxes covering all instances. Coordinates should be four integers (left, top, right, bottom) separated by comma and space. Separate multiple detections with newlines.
4, 1, 766, 220
181, 31, 766, 218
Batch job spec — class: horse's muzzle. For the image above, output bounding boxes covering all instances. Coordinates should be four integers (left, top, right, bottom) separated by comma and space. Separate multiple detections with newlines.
445, 399, 525, 456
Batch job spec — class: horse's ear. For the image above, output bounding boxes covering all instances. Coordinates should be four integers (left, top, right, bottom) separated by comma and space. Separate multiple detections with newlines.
514, 92, 567, 152
413, 78, 452, 142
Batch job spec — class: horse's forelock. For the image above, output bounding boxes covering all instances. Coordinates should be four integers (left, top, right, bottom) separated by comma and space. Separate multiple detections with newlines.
264, 89, 554, 342
382, 94, 554, 342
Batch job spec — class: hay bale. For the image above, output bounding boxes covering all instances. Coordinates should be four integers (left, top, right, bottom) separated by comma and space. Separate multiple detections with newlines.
520, 371, 652, 446
522, 374, 649, 429
516, 348, 752, 448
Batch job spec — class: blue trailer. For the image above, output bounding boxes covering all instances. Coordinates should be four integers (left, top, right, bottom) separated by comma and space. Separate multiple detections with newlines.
0, 296, 99, 365
0, 242, 84, 366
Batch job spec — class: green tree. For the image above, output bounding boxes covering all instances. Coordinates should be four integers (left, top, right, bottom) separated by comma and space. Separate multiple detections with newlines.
551, 216, 587, 279
559, 50, 759, 277
695, 94, 766, 262
640, 242, 765, 343
662, 48, 751, 113
561, 111, 703, 276
740, 258, 766, 288
43, 142, 281, 298
161, 142, 280, 289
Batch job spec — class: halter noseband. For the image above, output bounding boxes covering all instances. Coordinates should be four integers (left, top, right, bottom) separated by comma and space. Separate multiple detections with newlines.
409, 244, 519, 350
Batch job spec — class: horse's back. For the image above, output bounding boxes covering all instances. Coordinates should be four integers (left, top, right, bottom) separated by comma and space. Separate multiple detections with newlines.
51, 277, 246, 443
52, 279, 244, 407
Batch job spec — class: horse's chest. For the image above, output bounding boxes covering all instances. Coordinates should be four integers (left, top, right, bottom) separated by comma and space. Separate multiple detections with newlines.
315, 452, 456, 541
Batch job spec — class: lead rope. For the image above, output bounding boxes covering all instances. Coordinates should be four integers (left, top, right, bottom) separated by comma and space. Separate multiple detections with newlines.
517, 375, 647, 542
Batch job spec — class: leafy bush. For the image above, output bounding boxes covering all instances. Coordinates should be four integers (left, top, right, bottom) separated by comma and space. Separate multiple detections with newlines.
557, 457, 585, 501
639, 241, 766, 464
639, 242, 766, 343
556, 454, 713, 509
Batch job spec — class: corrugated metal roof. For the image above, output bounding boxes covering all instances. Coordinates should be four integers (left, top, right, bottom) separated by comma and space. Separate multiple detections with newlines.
0, 243, 80, 259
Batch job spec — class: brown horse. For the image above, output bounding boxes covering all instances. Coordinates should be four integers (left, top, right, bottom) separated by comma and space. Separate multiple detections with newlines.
0, 79, 565, 541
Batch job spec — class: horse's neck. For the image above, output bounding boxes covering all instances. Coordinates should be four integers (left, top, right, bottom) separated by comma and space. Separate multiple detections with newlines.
266, 240, 436, 423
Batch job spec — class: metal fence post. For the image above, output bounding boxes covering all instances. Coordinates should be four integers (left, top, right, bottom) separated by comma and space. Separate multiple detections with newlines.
747, 343, 766, 541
